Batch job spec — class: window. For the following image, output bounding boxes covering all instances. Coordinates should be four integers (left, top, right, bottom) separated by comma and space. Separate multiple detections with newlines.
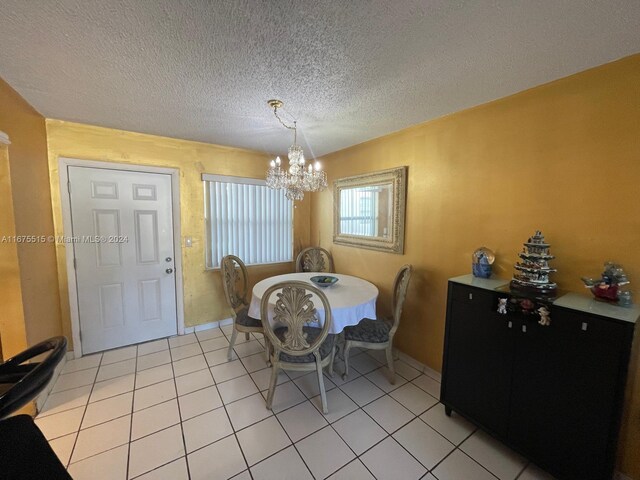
203, 174, 293, 269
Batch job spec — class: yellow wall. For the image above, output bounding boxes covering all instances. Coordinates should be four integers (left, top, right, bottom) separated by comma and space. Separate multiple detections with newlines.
311, 54, 640, 476
46, 120, 309, 347
0, 144, 28, 359
0, 78, 61, 354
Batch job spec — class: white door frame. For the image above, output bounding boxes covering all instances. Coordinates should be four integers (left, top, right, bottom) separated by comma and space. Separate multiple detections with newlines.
58, 157, 185, 357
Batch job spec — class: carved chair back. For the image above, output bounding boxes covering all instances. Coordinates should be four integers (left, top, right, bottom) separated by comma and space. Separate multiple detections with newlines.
220, 255, 249, 311
388, 264, 413, 338
260, 281, 332, 358
295, 247, 335, 273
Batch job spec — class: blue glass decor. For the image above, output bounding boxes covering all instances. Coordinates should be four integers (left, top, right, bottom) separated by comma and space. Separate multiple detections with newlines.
472, 247, 495, 278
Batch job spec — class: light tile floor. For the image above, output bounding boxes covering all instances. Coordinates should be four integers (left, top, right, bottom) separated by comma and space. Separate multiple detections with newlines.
36, 326, 557, 480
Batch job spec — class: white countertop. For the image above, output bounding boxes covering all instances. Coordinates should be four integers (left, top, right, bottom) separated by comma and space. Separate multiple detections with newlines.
449, 274, 639, 324
449, 274, 509, 290
553, 292, 639, 324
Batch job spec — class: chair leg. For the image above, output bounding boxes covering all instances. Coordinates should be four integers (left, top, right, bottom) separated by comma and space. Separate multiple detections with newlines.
263, 335, 271, 366
327, 345, 336, 378
227, 328, 238, 361
386, 344, 396, 385
266, 364, 279, 410
315, 352, 328, 414
245, 332, 250, 341
342, 341, 352, 381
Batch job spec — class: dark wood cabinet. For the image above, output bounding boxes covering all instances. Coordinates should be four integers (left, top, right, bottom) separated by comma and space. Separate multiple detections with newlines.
441, 275, 637, 480
444, 283, 514, 436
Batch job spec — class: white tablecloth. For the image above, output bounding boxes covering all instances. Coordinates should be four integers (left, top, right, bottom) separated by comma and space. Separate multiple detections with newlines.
248, 273, 378, 334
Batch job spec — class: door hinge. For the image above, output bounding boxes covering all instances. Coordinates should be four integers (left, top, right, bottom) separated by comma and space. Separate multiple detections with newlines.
67, 181, 72, 194
73, 258, 77, 270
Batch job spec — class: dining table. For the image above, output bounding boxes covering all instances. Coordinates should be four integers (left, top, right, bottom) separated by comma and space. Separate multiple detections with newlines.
248, 272, 378, 334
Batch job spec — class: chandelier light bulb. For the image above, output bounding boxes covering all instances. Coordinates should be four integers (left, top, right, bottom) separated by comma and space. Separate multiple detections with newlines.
314, 161, 321, 171
275, 156, 281, 166
270, 160, 276, 168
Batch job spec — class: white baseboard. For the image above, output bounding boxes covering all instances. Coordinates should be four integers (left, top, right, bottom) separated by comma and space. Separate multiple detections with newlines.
397, 351, 441, 382
183, 317, 233, 334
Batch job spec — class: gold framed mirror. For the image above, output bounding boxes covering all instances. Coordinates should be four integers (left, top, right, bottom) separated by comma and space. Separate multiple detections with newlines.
333, 166, 407, 254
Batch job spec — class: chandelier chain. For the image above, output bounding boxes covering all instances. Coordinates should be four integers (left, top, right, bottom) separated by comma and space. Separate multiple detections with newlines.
272, 105, 298, 144
272, 107, 297, 131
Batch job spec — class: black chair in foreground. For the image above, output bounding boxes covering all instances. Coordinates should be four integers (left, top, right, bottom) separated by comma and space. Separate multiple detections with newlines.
0, 336, 68, 419
0, 336, 71, 479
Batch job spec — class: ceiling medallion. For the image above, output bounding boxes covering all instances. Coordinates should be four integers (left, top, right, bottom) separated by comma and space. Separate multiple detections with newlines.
265, 99, 327, 201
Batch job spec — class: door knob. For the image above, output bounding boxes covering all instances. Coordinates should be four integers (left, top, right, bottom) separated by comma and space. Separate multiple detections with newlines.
166, 257, 172, 262
166, 268, 174, 274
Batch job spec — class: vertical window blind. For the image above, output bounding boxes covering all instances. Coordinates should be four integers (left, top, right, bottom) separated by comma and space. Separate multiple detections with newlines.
339, 186, 379, 236
203, 174, 293, 269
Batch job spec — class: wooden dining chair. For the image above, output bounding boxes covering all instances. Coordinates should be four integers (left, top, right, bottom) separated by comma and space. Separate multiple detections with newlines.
342, 264, 413, 384
261, 281, 336, 414
295, 246, 335, 273
220, 255, 266, 361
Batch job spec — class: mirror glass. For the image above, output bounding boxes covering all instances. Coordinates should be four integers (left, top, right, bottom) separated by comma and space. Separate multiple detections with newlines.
339, 184, 393, 238
333, 167, 407, 254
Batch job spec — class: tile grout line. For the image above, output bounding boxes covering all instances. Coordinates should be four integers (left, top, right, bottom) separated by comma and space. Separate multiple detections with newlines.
513, 461, 531, 479
62, 351, 104, 470
240, 338, 315, 479
328, 367, 398, 478
50, 337, 278, 472
454, 448, 502, 480
218, 339, 436, 478
48, 332, 526, 480
167, 337, 193, 480
229, 329, 315, 478
124, 345, 138, 480
197, 327, 254, 479
269, 348, 374, 478
238, 330, 340, 478
317, 351, 420, 478
333, 366, 447, 477
47, 348, 394, 432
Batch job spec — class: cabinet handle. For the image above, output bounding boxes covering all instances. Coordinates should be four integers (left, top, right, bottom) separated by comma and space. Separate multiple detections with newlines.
508, 321, 512, 329
581, 322, 588, 332
522, 325, 527, 333
468, 293, 473, 300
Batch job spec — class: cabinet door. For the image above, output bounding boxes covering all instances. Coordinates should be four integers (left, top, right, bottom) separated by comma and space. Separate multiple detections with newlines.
508, 310, 629, 480
442, 284, 514, 436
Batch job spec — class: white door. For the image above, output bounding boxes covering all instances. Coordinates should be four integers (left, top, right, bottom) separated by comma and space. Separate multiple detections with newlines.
68, 166, 177, 354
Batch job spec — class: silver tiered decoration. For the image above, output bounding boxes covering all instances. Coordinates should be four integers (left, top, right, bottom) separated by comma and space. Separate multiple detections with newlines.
265, 100, 328, 201
510, 230, 558, 296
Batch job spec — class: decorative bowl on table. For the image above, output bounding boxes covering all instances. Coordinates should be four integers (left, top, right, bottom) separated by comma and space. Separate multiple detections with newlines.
310, 275, 339, 288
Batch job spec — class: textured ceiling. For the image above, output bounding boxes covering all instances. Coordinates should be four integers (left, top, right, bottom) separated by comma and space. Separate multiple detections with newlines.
1, 1, 639, 158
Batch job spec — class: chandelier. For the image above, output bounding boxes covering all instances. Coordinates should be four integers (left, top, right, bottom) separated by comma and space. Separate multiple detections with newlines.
265, 99, 327, 201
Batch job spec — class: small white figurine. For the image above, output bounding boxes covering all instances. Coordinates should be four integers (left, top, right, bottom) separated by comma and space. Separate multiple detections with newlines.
497, 298, 508, 315
537, 306, 551, 326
